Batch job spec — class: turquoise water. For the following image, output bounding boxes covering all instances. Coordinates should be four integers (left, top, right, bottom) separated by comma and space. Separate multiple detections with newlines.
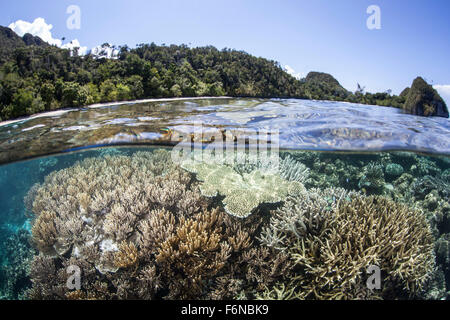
0, 99, 449, 300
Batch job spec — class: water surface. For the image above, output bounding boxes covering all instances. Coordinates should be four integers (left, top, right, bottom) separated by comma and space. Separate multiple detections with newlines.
0, 98, 449, 165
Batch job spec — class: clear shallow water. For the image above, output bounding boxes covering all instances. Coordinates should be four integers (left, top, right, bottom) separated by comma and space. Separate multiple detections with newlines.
0, 146, 449, 300
0, 98, 449, 165
0, 98, 449, 300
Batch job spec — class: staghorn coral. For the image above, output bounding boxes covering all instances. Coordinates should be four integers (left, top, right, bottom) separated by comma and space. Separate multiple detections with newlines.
180, 156, 305, 218
155, 208, 231, 299
259, 191, 435, 300
204, 209, 297, 300
255, 282, 299, 300
30, 210, 57, 252
27, 150, 213, 299
114, 241, 138, 270
238, 247, 295, 293
278, 155, 310, 183
258, 187, 355, 251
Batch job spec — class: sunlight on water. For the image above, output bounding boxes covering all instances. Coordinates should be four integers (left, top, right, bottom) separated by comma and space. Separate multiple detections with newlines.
0, 98, 449, 165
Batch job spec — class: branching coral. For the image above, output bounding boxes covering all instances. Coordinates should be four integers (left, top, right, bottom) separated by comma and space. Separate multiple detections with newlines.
278, 155, 310, 183
23, 148, 440, 300
259, 190, 435, 300
30, 210, 57, 252
114, 241, 138, 270
26, 149, 295, 300
155, 208, 231, 298
258, 187, 355, 250
27, 150, 215, 299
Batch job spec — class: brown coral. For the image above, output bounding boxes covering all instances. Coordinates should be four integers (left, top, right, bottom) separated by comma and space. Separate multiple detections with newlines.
114, 241, 138, 269
260, 190, 435, 300
31, 210, 57, 252
155, 208, 230, 299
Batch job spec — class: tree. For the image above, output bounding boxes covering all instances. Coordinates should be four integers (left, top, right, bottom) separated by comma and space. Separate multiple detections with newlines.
356, 83, 365, 95
125, 75, 144, 99
116, 83, 131, 101
61, 82, 90, 108
1, 88, 34, 118
100, 80, 117, 102
170, 84, 182, 97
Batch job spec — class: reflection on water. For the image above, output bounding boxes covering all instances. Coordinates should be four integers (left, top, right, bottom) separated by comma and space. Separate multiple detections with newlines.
0, 98, 449, 165
0, 146, 449, 300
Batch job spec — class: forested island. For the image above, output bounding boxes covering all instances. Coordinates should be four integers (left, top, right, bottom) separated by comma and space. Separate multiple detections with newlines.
0, 25, 447, 121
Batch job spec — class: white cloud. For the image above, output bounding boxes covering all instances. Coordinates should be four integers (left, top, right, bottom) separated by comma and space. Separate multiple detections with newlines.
61, 39, 88, 56
8, 17, 87, 55
284, 65, 304, 80
434, 85, 450, 107
9, 18, 62, 46
90, 44, 119, 59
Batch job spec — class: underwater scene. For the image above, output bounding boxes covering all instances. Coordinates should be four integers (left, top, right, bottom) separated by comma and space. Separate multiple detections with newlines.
0, 99, 449, 300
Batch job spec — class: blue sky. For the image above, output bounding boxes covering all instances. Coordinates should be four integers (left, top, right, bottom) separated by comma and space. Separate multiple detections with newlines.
1, 0, 450, 97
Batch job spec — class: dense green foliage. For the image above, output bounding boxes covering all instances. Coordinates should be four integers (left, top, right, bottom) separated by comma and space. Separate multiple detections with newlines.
404, 77, 449, 118
0, 26, 408, 121
0, 26, 49, 65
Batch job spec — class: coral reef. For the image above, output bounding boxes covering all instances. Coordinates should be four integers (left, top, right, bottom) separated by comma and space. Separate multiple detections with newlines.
5, 148, 446, 300
385, 163, 404, 180
0, 229, 36, 299
180, 155, 305, 218
27, 150, 207, 298
358, 162, 386, 194
259, 190, 435, 299
25, 149, 294, 300
411, 157, 442, 177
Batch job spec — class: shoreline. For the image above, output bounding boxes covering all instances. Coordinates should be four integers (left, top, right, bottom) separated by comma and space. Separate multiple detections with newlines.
0, 96, 232, 127
2, 95, 446, 128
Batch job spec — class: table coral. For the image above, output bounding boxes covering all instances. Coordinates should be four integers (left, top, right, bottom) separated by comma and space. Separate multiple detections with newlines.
180, 156, 305, 218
